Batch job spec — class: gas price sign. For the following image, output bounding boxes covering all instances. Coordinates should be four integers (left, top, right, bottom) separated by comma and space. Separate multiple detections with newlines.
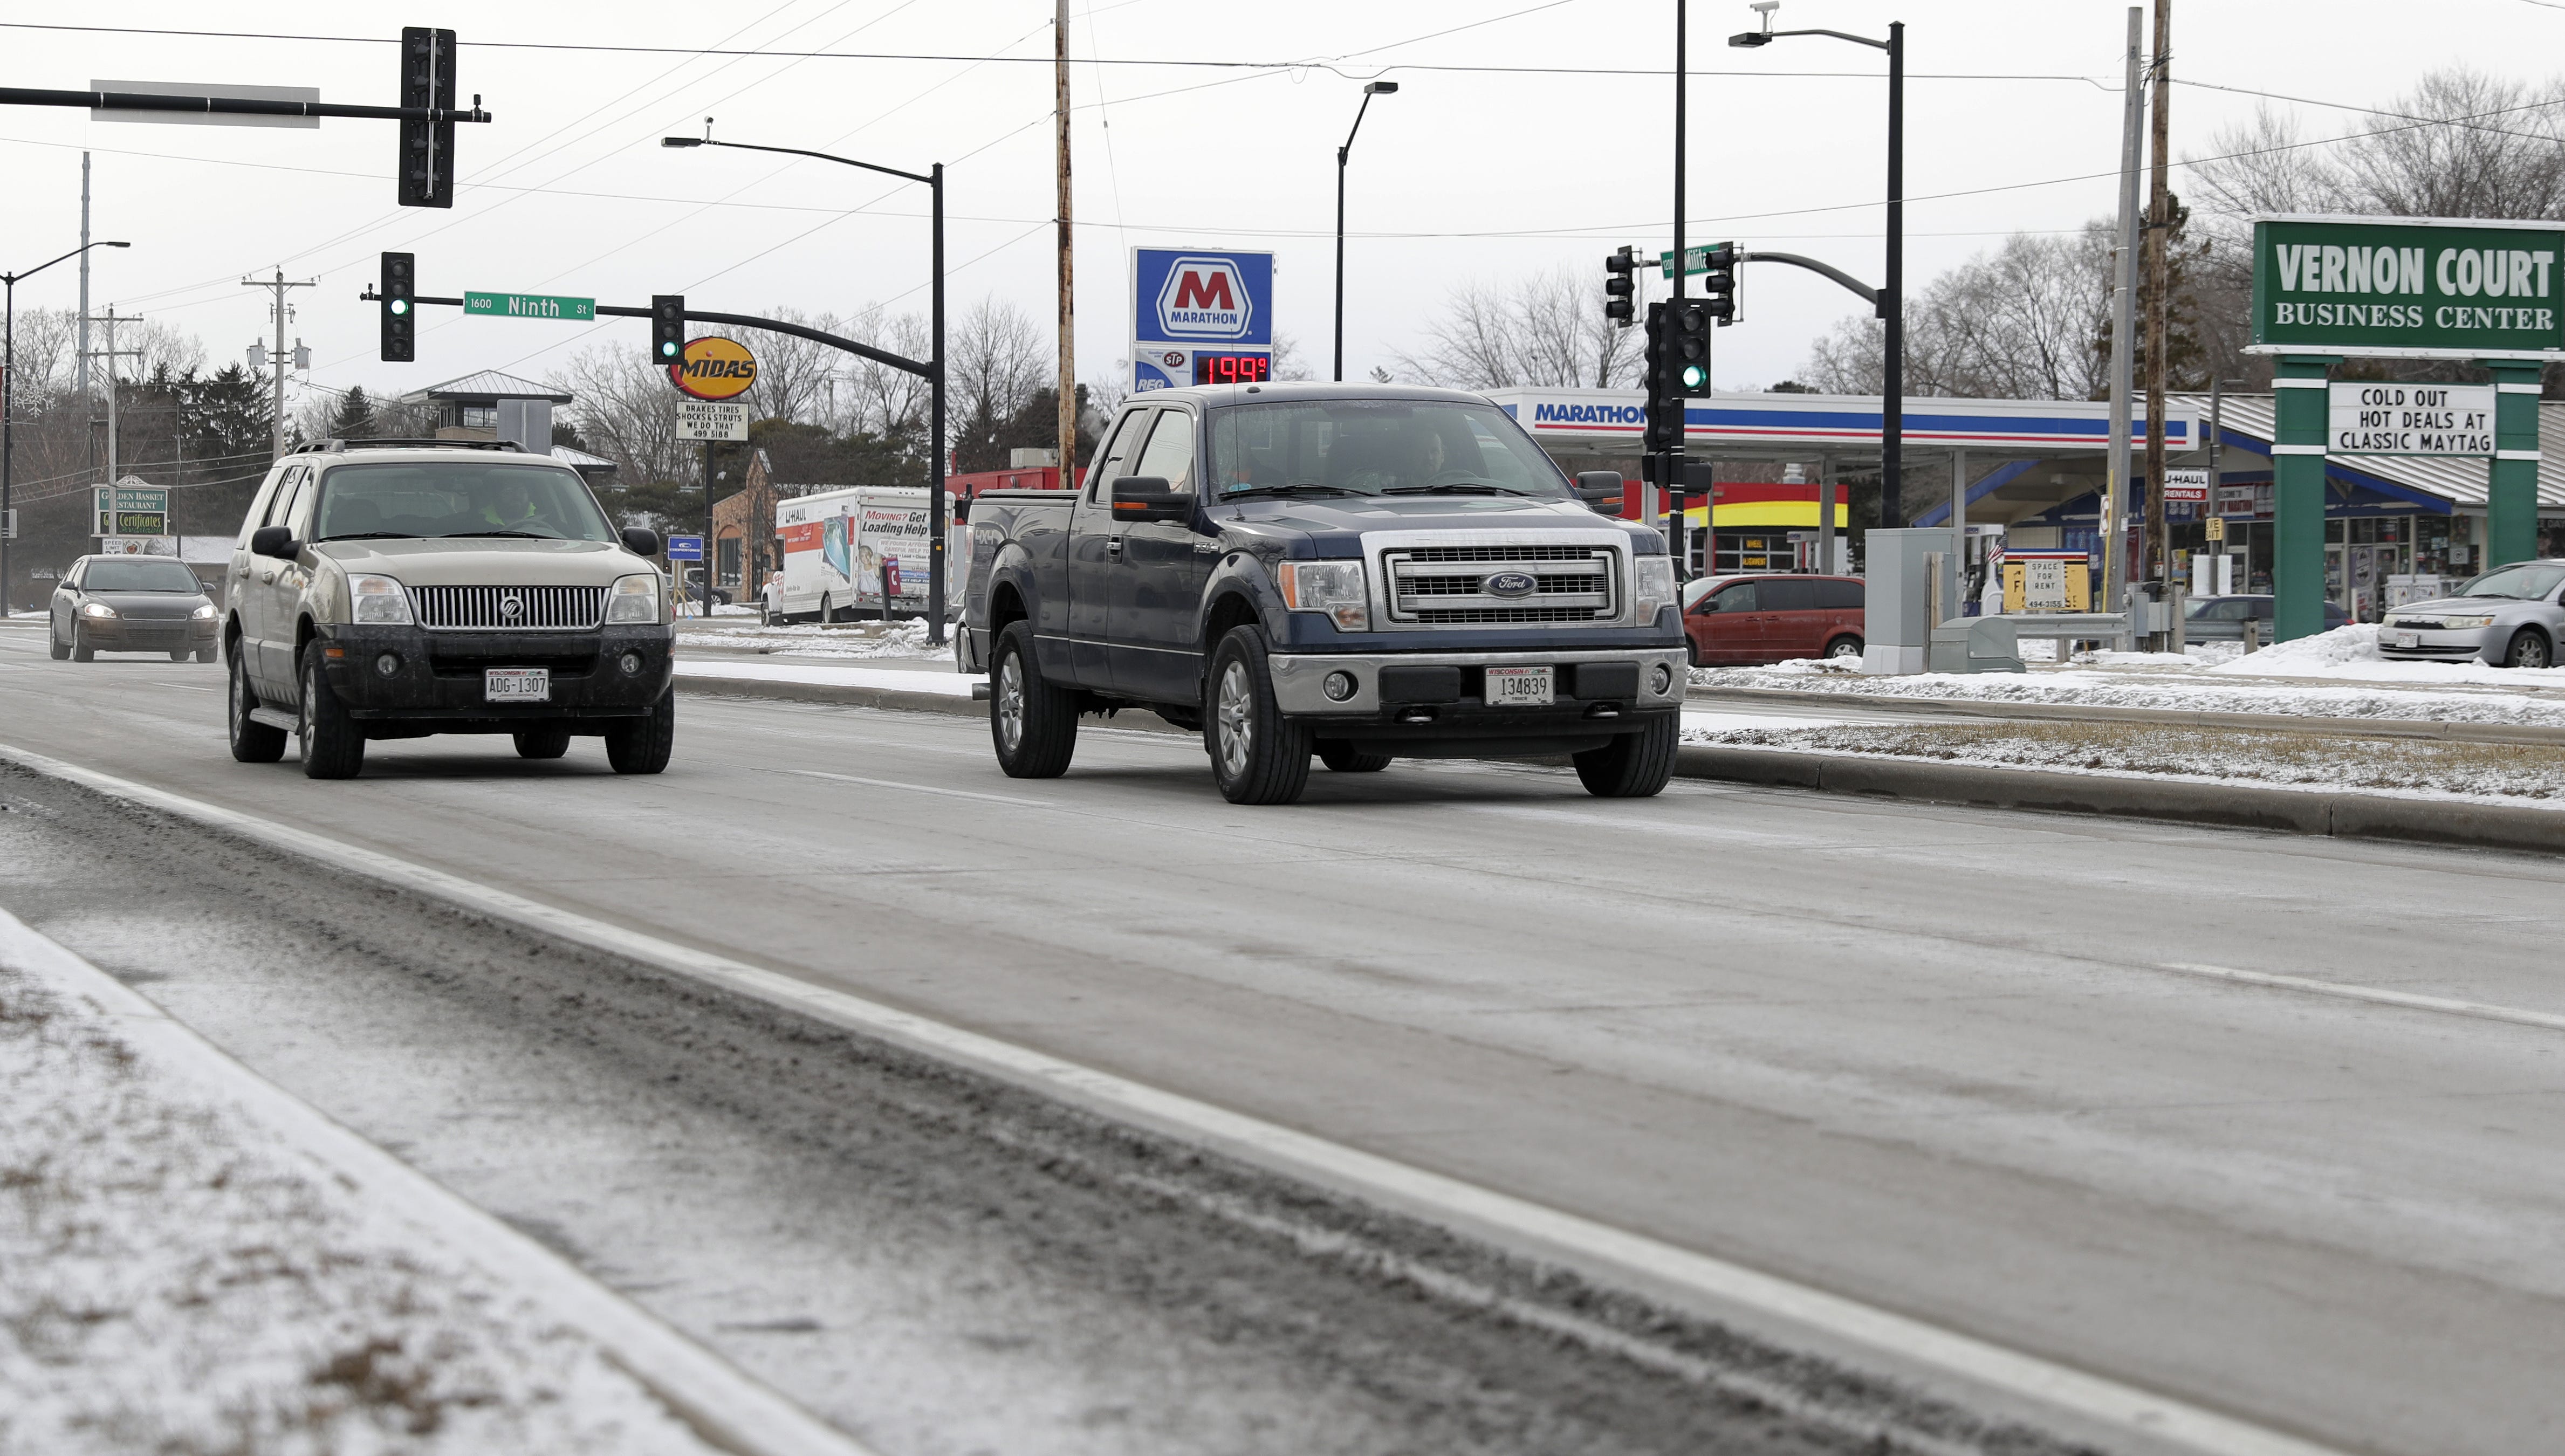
1192, 352, 1272, 385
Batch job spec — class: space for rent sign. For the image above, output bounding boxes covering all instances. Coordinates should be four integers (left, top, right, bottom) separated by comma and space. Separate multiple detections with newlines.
2251, 215, 2565, 359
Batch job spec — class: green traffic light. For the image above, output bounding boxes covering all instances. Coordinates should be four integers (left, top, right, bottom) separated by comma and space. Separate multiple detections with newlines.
661, 342, 678, 358
1680, 364, 1708, 389
389, 298, 409, 316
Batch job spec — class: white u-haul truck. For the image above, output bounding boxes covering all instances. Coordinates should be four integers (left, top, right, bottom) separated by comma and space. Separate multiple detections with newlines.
773, 486, 965, 624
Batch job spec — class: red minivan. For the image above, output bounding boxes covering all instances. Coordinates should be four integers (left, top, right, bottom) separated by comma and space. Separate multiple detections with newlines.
1681, 574, 1866, 666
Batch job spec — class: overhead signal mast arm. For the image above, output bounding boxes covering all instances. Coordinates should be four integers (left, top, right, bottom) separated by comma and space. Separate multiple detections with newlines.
1740, 250, 1882, 312
364, 290, 937, 380
0, 86, 490, 124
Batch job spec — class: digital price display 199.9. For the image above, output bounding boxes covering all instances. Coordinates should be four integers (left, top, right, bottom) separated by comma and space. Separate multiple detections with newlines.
1192, 352, 1272, 385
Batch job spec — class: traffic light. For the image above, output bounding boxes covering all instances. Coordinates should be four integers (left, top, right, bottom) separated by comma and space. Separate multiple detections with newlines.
1603, 246, 1638, 327
380, 252, 415, 362
397, 27, 457, 208
1700, 242, 1738, 326
1641, 301, 1682, 456
1666, 299, 1714, 397
651, 296, 686, 369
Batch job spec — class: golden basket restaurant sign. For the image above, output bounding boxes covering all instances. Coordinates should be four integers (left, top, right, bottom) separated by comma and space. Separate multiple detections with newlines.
2327, 382, 2496, 456
93, 483, 169, 538
671, 335, 757, 401
2251, 215, 2565, 360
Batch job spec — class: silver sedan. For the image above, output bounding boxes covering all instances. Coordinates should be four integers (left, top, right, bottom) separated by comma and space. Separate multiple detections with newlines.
2378, 560, 2565, 668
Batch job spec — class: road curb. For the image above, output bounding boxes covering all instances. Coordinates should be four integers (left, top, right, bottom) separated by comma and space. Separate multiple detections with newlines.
1686, 684, 2565, 746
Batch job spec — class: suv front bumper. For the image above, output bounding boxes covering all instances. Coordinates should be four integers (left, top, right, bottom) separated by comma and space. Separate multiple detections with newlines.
314, 623, 676, 722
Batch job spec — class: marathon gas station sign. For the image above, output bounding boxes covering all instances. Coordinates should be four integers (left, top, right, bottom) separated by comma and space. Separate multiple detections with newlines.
1130, 247, 1273, 392
2251, 216, 2565, 359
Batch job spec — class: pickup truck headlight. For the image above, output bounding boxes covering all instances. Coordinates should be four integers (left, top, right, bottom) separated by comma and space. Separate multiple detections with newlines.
78, 601, 118, 620
1633, 555, 1676, 625
607, 573, 665, 624
1277, 560, 1369, 632
347, 573, 414, 624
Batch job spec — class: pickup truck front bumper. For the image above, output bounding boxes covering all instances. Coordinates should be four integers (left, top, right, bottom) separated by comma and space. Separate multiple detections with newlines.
1270, 646, 1685, 719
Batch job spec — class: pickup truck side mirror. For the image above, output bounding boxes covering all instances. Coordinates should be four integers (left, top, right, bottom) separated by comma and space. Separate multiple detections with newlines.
620, 526, 662, 558
1111, 476, 1190, 523
250, 525, 297, 560
1573, 471, 1625, 513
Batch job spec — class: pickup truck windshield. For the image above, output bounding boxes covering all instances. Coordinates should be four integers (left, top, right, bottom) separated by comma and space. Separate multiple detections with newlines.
1209, 400, 1573, 501
312, 462, 617, 543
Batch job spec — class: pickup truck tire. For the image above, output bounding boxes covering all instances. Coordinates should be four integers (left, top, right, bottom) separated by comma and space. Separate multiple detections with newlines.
1316, 739, 1392, 773
298, 645, 367, 780
513, 725, 573, 760
991, 620, 1078, 778
1571, 712, 1678, 799
1208, 627, 1312, 805
605, 689, 677, 774
228, 651, 288, 764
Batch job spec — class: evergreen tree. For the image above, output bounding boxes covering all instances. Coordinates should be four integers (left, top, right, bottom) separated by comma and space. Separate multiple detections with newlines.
328, 386, 376, 440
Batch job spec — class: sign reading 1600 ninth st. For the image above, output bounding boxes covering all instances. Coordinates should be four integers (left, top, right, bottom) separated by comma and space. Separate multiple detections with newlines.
2252, 215, 2565, 359
463, 290, 595, 322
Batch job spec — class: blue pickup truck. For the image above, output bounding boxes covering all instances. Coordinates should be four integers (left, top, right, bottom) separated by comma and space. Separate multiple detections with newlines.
957, 383, 1688, 804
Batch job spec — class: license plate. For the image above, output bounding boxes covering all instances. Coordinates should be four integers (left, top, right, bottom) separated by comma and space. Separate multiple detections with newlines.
2393, 631, 2419, 649
485, 667, 551, 703
1485, 665, 1553, 707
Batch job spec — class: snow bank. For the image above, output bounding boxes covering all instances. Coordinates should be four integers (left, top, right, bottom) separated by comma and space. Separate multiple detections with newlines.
682, 617, 947, 661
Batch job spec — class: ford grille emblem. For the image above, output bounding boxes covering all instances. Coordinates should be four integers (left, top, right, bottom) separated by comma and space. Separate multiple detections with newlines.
1484, 571, 1538, 599
499, 594, 524, 622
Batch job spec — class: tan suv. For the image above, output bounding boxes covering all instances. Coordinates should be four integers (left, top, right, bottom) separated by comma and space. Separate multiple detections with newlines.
223, 438, 676, 779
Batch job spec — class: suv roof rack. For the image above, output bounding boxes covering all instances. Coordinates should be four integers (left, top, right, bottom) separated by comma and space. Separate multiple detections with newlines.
292, 437, 529, 455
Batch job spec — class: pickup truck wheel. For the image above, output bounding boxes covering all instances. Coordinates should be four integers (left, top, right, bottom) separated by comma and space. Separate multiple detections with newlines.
605, 690, 676, 774
513, 725, 573, 759
1572, 712, 1679, 799
1208, 627, 1311, 805
1316, 739, 1391, 773
297, 645, 367, 780
990, 620, 1078, 777
228, 650, 288, 764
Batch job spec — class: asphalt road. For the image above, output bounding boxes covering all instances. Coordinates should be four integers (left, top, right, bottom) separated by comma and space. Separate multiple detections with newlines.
4, 619, 2562, 1456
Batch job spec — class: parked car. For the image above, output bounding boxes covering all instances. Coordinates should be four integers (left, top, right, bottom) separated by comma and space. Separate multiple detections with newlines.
47, 554, 220, 662
2183, 593, 2350, 643
1679, 574, 1864, 667
681, 567, 733, 607
2375, 560, 2565, 667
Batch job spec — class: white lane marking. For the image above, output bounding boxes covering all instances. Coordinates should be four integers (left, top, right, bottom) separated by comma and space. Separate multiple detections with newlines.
777, 767, 1060, 809
0, 908, 879, 1456
0, 740, 2355, 1456
2160, 961, 2565, 1035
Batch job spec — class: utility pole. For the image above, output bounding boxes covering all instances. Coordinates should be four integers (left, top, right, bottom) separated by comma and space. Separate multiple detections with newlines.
1054, 0, 1076, 479
77, 153, 92, 402
242, 268, 313, 460
1668, 0, 1688, 524
83, 307, 145, 530
2104, 8, 2143, 617
2141, 0, 2174, 644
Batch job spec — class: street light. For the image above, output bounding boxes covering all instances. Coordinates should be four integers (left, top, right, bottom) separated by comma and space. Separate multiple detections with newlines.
662, 133, 950, 643
3, 239, 131, 615
1334, 80, 1400, 383
1732, 4, 1904, 530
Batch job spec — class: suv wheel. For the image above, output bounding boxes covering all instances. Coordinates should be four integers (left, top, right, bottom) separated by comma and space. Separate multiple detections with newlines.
514, 725, 573, 759
604, 689, 675, 774
1208, 626, 1311, 805
298, 645, 366, 779
990, 620, 1078, 777
228, 649, 288, 764
1572, 712, 1679, 799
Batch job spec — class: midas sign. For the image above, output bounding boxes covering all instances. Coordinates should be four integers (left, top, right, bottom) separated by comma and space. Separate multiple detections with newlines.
672, 335, 757, 401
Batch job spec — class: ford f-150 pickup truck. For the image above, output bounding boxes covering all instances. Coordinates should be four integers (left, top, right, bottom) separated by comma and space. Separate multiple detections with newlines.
957, 383, 1687, 804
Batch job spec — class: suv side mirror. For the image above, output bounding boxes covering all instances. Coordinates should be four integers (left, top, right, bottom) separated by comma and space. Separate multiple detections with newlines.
1574, 471, 1624, 512
1111, 476, 1189, 523
620, 526, 662, 558
250, 525, 297, 560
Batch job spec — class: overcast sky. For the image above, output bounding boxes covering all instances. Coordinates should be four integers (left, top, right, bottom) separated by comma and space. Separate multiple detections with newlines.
6, 1, 2562, 419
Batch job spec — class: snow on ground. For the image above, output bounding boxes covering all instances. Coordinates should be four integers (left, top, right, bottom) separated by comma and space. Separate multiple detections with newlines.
677, 617, 948, 661
1697, 626, 2565, 727
1688, 719, 2565, 806
0, 957, 724, 1455
674, 658, 979, 695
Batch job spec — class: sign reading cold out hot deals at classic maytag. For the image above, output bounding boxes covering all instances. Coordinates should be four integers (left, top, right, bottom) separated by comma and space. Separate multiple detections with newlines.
2251, 215, 2565, 358
2327, 381, 2497, 455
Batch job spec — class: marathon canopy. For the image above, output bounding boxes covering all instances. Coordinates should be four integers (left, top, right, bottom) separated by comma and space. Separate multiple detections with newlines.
1484, 387, 2194, 464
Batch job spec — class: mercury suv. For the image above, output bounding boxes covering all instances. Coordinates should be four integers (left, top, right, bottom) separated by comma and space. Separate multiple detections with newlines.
222, 438, 676, 779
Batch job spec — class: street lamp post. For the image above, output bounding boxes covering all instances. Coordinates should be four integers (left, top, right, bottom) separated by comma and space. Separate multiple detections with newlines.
663, 135, 948, 643
1733, 6, 1903, 530
3, 239, 130, 615
1334, 81, 1399, 383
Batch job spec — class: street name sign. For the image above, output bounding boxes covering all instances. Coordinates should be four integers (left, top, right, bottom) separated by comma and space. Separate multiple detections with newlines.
464, 290, 596, 322
2161, 468, 2210, 504
2327, 382, 2496, 455
675, 399, 749, 442
665, 534, 704, 561
2251, 215, 2565, 360
1656, 243, 1734, 278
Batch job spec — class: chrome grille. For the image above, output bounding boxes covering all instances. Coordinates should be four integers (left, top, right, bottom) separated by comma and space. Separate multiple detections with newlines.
410, 585, 606, 630
1383, 544, 1615, 627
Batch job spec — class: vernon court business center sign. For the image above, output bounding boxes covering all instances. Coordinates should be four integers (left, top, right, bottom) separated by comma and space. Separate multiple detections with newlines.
2254, 216, 2565, 358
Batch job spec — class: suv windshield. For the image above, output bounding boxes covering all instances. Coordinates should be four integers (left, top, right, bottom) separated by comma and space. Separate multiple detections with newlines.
1208, 400, 1574, 500
85, 560, 201, 592
2457, 563, 2565, 600
313, 462, 616, 542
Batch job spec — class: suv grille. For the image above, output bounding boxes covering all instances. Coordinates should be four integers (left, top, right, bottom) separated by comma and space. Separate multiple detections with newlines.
411, 585, 606, 630
1383, 545, 1615, 627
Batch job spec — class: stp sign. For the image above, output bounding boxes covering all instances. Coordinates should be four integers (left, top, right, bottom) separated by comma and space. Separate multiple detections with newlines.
672, 335, 757, 401
1132, 247, 1273, 347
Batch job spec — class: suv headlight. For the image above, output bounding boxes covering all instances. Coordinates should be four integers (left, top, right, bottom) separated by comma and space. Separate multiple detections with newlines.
1633, 555, 1676, 625
347, 573, 414, 624
78, 601, 118, 619
1277, 560, 1369, 632
607, 572, 664, 624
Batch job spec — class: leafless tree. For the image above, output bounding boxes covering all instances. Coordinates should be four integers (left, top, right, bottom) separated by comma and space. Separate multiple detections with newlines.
839, 307, 933, 438
552, 344, 689, 487
737, 306, 843, 427
948, 297, 1046, 432
1391, 266, 1642, 390
1802, 226, 2113, 400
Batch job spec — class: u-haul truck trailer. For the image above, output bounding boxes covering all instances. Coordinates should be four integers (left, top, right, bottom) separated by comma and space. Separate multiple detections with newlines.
774, 486, 965, 623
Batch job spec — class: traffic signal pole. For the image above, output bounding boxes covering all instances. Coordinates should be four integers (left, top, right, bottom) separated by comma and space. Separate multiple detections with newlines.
1668, 1, 1689, 533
